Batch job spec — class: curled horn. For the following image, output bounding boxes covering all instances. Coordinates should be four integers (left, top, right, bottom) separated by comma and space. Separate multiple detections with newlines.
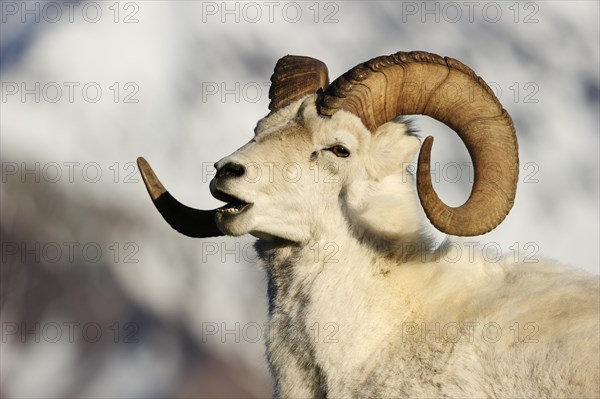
318, 51, 518, 236
269, 55, 329, 112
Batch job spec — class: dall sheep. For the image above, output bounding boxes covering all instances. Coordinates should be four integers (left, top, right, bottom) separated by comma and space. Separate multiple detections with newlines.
138, 51, 599, 398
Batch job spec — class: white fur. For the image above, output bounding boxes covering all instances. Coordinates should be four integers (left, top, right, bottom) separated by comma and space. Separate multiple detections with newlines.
211, 95, 600, 398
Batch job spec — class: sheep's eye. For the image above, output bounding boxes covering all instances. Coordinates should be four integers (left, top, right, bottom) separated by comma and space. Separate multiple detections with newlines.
329, 145, 350, 158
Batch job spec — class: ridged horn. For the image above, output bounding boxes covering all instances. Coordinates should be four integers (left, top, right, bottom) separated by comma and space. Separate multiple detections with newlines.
137, 157, 224, 238
318, 51, 518, 236
269, 55, 329, 112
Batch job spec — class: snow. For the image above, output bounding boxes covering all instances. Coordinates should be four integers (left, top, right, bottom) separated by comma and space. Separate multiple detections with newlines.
1, 1, 598, 397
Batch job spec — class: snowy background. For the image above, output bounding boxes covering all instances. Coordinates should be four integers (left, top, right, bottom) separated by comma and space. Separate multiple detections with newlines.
1, 1, 598, 397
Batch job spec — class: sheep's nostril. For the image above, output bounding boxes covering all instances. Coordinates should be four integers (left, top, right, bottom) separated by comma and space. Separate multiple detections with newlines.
216, 162, 245, 179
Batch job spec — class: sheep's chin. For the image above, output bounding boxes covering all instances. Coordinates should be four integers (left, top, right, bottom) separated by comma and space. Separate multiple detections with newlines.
215, 205, 255, 236
249, 231, 297, 244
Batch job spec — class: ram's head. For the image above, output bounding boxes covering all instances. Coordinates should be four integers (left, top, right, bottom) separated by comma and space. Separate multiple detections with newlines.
138, 51, 518, 243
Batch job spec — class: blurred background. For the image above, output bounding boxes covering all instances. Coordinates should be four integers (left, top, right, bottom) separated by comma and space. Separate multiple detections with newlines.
1, 1, 598, 397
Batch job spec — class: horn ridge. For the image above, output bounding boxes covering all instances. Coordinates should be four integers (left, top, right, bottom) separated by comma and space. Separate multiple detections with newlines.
317, 51, 519, 237
268, 55, 329, 112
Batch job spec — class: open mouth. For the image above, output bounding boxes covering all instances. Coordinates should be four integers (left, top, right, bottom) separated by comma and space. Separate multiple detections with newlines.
213, 189, 252, 215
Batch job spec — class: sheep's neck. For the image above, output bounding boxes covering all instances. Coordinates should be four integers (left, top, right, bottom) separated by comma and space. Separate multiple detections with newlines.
256, 233, 425, 394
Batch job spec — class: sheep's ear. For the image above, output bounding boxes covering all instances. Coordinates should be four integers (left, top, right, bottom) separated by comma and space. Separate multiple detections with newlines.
345, 123, 423, 240
367, 122, 420, 178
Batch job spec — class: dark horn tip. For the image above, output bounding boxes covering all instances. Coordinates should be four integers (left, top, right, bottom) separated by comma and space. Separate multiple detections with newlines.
136, 157, 225, 238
